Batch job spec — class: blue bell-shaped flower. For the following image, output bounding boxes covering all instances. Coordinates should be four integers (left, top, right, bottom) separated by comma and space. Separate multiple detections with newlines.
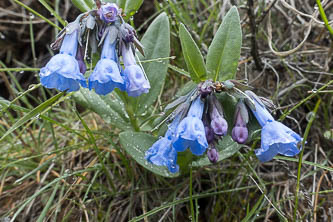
88, 29, 125, 95
247, 92, 302, 162
172, 96, 208, 156
39, 30, 87, 92
145, 115, 181, 173
122, 43, 150, 97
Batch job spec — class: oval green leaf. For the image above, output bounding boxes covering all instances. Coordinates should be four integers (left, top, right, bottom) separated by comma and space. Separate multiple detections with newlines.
71, 0, 93, 12
73, 88, 132, 131
206, 6, 242, 81
179, 23, 207, 83
134, 12, 170, 114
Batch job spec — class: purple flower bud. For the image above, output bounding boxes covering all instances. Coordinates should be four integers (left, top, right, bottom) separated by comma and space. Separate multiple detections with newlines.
98, 3, 119, 23
205, 126, 215, 144
232, 102, 248, 144
231, 113, 248, 144
76, 46, 86, 74
120, 24, 135, 43
210, 106, 228, 136
198, 80, 213, 97
209, 94, 228, 136
207, 147, 219, 163
98, 25, 106, 39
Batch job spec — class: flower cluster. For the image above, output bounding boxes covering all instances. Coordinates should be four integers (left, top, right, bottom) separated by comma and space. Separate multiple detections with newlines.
145, 96, 208, 173
39, 2, 150, 97
145, 80, 302, 173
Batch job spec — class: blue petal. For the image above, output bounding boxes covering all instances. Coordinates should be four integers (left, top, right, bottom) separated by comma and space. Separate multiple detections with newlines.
88, 59, 124, 95
172, 117, 208, 156
39, 54, 86, 92
145, 137, 179, 173
251, 100, 275, 127
60, 30, 78, 56
187, 96, 204, 118
123, 65, 150, 97
255, 120, 302, 162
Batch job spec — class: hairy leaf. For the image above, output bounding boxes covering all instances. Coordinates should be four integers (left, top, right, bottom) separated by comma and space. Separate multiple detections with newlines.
179, 23, 207, 83
206, 6, 242, 81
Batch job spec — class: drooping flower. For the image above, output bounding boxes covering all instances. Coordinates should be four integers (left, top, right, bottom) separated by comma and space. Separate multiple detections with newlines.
246, 91, 302, 162
145, 115, 181, 173
39, 29, 87, 92
209, 94, 228, 136
120, 23, 136, 43
88, 29, 125, 95
172, 96, 208, 156
207, 147, 219, 163
231, 101, 248, 144
121, 43, 150, 97
98, 3, 119, 24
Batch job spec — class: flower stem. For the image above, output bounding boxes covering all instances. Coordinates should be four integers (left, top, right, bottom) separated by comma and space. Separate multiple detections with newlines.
316, 0, 333, 37
189, 166, 195, 221
293, 99, 321, 221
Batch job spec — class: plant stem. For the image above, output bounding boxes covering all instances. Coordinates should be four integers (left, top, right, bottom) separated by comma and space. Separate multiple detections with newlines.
293, 99, 321, 221
316, 0, 333, 37
189, 167, 195, 221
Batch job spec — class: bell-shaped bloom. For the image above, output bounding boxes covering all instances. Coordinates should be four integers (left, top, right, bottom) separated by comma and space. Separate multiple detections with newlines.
145, 115, 181, 173
172, 97, 208, 156
122, 44, 150, 97
248, 94, 302, 162
207, 147, 219, 163
88, 30, 125, 95
98, 3, 119, 23
209, 95, 228, 136
39, 30, 87, 92
232, 102, 248, 144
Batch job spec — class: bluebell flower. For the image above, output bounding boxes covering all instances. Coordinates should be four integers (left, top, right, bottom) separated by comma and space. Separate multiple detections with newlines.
98, 3, 119, 23
122, 44, 150, 97
172, 97, 208, 156
39, 30, 87, 92
145, 115, 181, 173
88, 29, 125, 95
248, 93, 302, 162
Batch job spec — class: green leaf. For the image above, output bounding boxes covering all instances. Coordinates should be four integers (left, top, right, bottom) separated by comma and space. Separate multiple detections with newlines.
124, 0, 143, 17
73, 88, 132, 131
119, 131, 179, 177
206, 6, 242, 81
134, 12, 170, 114
116, 0, 125, 9
0, 92, 65, 143
179, 23, 207, 83
71, 0, 93, 12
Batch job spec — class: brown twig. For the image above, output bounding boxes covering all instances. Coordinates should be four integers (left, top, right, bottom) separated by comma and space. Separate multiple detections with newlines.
247, 0, 262, 70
